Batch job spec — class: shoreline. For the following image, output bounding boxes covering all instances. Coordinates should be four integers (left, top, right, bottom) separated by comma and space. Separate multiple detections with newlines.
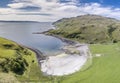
21, 45, 46, 66
33, 29, 92, 76
2, 29, 92, 76
0, 37, 46, 67
41, 43, 91, 76
33, 29, 78, 45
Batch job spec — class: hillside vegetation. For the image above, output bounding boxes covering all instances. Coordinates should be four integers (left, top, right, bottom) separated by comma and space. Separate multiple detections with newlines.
49, 14, 120, 44
0, 37, 47, 83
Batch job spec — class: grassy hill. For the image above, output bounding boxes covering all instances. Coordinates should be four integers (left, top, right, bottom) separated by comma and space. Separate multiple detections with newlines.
48, 14, 120, 44
0, 37, 49, 83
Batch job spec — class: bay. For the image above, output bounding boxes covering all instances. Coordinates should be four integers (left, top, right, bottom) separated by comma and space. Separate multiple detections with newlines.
0, 22, 65, 55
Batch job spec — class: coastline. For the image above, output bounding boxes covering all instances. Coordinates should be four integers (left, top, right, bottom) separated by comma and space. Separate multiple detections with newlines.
1, 29, 92, 76
33, 29, 78, 45
0, 37, 46, 66
24, 46, 46, 65
41, 42, 92, 76
33, 29, 92, 76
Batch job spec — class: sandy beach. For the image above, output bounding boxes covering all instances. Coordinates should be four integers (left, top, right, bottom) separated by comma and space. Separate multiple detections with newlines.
41, 44, 91, 76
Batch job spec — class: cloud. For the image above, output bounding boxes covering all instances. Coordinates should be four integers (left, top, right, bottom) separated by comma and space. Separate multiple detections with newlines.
8, 3, 28, 9
16, 11, 53, 16
0, 0, 120, 21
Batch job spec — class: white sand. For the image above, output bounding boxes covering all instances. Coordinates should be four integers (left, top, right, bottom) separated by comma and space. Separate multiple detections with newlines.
41, 44, 90, 76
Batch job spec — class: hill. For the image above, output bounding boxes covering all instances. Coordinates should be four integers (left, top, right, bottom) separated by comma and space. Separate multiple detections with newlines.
46, 15, 120, 83
0, 37, 44, 82
48, 14, 120, 44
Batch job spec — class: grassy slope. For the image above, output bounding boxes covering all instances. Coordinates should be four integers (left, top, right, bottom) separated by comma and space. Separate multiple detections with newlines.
0, 37, 51, 83
0, 73, 20, 83
49, 15, 120, 44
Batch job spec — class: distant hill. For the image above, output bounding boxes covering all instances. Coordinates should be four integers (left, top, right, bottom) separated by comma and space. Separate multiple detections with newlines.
48, 14, 120, 44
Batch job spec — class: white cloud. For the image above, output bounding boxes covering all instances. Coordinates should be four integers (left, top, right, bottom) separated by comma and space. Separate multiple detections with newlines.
8, 3, 27, 9
7, 2, 37, 9
0, 0, 120, 22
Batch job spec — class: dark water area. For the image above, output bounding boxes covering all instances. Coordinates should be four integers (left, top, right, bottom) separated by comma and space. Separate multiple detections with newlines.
0, 22, 65, 55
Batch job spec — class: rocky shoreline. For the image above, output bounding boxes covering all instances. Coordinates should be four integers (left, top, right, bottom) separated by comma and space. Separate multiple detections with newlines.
28, 48, 45, 59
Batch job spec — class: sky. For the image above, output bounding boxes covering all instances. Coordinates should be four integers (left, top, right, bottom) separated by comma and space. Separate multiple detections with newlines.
0, 0, 120, 22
